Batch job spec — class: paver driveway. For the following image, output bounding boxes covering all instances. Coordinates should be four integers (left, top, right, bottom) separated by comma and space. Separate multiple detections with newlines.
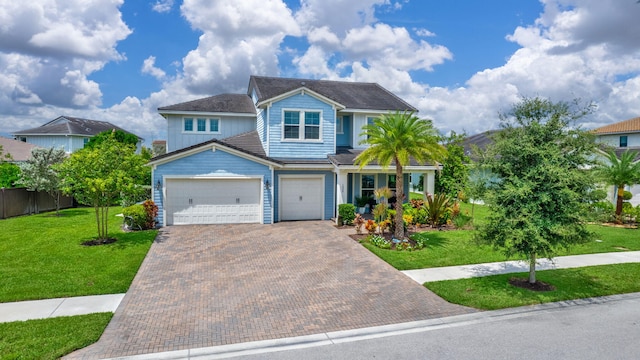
67, 221, 475, 359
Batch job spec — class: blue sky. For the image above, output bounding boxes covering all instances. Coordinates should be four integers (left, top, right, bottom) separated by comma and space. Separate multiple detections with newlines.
1, 0, 640, 143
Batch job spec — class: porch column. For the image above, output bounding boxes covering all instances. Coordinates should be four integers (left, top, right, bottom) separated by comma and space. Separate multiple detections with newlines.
336, 171, 348, 224
425, 171, 435, 197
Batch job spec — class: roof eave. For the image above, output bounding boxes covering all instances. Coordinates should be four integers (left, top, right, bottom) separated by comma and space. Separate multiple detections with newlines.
256, 87, 346, 110
158, 110, 256, 117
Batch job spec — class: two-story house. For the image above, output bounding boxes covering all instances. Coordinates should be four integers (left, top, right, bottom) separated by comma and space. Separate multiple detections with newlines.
594, 116, 640, 206
149, 76, 439, 226
12, 116, 142, 154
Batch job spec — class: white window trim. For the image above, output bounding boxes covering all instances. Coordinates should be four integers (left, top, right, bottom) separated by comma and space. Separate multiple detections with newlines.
360, 173, 377, 198
281, 108, 323, 142
182, 117, 221, 134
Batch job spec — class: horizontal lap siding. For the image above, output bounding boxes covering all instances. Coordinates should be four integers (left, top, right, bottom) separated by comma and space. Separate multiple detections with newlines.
153, 148, 272, 226
267, 93, 335, 158
166, 115, 257, 152
273, 170, 335, 222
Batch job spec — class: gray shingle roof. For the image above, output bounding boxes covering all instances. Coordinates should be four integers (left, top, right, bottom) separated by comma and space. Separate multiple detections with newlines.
12, 116, 139, 138
328, 147, 435, 166
248, 76, 417, 112
158, 94, 256, 114
461, 130, 500, 157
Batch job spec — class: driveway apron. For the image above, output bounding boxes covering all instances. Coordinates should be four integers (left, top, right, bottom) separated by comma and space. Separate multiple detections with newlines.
67, 221, 474, 359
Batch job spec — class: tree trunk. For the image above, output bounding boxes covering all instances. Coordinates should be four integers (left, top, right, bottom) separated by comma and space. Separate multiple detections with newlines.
615, 185, 624, 223
528, 252, 537, 284
394, 159, 404, 239
95, 204, 101, 240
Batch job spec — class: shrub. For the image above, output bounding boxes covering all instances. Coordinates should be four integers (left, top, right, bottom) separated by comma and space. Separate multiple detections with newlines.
142, 200, 158, 229
364, 219, 377, 234
413, 207, 429, 225
588, 201, 615, 223
425, 193, 453, 226
409, 198, 424, 208
623, 190, 633, 201
453, 213, 472, 229
588, 189, 608, 203
373, 203, 387, 222
339, 203, 356, 225
122, 204, 146, 229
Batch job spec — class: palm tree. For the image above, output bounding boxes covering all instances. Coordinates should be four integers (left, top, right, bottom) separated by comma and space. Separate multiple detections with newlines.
596, 149, 640, 221
355, 111, 446, 239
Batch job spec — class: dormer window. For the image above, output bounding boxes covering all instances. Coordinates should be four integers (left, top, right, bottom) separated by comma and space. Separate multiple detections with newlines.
282, 110, 322, 141
620, 135, 628, 147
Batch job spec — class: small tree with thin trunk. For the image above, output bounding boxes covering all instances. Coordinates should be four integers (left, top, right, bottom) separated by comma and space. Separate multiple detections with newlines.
476, 97, 597, 284
57, 134, 147, 242
355, 111, 446, 240
595, 149, 640, 223
19, 147, 67, 215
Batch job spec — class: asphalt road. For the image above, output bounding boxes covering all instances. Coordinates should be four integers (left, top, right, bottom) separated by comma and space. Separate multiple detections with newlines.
232, 293, 640, 360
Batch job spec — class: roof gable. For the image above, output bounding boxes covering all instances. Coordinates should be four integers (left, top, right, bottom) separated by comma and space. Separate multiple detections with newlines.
248, 76, 417, 112
594, 117, 640, 135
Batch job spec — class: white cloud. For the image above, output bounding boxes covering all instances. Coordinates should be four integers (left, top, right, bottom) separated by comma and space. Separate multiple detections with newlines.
295, 0, 391, 35
142, 56, 167, 80
152, 0, 174, 13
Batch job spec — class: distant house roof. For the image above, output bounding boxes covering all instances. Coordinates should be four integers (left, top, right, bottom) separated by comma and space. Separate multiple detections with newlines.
0, 137, 39, 162
593, 117, 640, 135
158, 94, 256, 114
248, 75, 417, 112
12, 116, 140, 139
461, 130, 500, 156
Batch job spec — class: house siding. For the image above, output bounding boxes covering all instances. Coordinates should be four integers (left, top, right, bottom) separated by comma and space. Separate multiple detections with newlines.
256, 108, 267, 149
267, 93, 336, 158
166, 114, 256, 152
336, 115, 352, 147
596, 133, 640, 148
22, 135, 86, 153
153, 148, 272, 226
352, 113, 384, 150
273, 170, 335, 221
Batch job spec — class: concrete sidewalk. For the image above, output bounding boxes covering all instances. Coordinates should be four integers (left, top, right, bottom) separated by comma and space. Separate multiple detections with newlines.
0, 294, 124, 323
1, 251, 638, 325
402, 251, 640, 284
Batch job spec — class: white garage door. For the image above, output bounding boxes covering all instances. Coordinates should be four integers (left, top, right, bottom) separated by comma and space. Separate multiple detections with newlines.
279, 176, 324, 221
166, 178, 261, 225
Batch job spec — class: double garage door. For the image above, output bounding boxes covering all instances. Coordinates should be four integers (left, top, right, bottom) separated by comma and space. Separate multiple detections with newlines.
165, 178, 261, 225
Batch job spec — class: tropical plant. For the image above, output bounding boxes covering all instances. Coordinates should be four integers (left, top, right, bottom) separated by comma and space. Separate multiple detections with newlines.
364, 219, 377, 235
338, 203, 356, 225
19, 147, 66, 215
373, 202, 387, 223
476, 97, 598, 284
425, 193, 452, 227
355, 111, 446, 240
353, 213, 365, 234
595, 149, 640, 222
374, 186, 393, 205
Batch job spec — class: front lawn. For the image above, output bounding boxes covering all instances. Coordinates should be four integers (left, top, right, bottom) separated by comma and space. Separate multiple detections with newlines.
0, 207, 156, 302
425, 263, 640, 310
362, 203, 640, 270
0, 313, 112, 359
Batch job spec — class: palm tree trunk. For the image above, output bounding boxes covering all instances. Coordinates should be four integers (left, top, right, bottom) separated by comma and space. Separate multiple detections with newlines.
394, 159, 404, 239
615, 185, 624, 223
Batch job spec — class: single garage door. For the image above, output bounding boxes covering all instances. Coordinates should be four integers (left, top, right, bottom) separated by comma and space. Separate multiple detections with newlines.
279, 176, 324, 221
166, 178, 261, 225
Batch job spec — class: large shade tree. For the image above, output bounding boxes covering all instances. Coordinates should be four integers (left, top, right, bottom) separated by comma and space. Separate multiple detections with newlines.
595, 149, 640, 221
355, 111, 446, 239
57, 134, 148, 241
19, 147, 67, 215
476, 97, 597, 284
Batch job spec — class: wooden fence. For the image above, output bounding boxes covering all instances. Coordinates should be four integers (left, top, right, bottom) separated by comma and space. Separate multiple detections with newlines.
0, 187, 74, 219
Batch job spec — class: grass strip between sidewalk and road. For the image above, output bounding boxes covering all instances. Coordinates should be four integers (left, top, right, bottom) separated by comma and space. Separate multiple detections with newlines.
425, 263, 640, 310
0, 312, 113, 360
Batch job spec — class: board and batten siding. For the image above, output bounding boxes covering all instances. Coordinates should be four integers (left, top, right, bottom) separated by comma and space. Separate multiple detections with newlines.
166, 114, 257, 152
266, 93, 336, 158
256, 108, 267, 151
352, 113, 385, 150
273, 170, 335, 221
22, 135, 86, 153
153, 147, 273, 226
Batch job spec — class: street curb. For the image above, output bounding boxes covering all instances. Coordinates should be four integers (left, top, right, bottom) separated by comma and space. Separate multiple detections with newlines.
104, 292, 640, 360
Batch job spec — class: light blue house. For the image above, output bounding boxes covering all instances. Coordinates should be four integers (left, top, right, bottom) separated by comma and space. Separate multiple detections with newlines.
149, 76, 439, 226
12, 116, 142, 153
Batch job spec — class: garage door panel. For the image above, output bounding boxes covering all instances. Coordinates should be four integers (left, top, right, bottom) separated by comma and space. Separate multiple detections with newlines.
166, 179, 261, 225
280, 177, 324, 221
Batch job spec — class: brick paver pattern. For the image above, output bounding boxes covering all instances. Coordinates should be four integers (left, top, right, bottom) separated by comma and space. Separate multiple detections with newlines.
67, 221, 475, 359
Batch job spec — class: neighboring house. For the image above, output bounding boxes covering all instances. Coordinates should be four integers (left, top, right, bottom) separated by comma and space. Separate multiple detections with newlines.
149, 75, 440, 226
594, 117, 640, 206
12, 116, 142, 153
0, 136, 39, 162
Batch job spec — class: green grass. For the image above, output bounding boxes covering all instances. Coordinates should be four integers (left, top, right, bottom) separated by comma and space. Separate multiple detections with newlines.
0, 313, 112, 359
425, 263, 640, 310
364, 203, 640, 270
0, 207, 157, 302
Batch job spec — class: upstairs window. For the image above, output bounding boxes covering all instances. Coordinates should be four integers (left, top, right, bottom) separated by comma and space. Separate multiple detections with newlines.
366, 117, 376, 140
620, 135, 628, 147
183, 117, 220, 133
283, 110, 322, 141
336, 116, 344, 134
